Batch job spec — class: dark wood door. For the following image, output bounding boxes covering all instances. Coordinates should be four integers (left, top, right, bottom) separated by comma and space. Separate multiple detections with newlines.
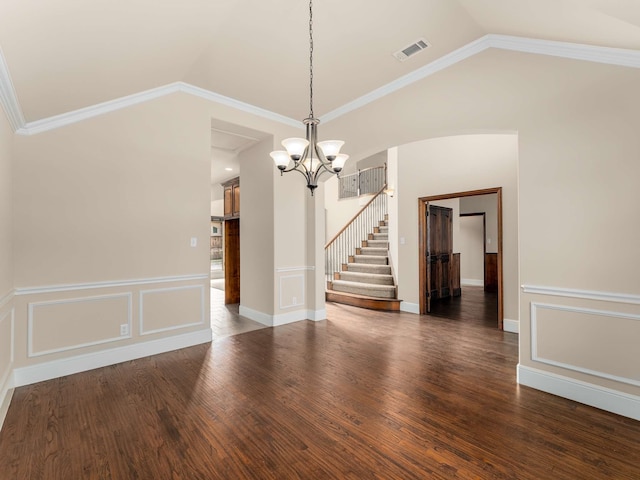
426, 204, 453, 312
224, 218, 240, 304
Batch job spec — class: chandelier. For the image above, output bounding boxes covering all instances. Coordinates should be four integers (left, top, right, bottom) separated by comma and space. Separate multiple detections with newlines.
270, 0, 348, 195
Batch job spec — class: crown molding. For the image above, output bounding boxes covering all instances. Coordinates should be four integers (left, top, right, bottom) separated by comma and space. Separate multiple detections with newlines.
2, 35, 640, 135
488, 34, 640, 68
321, 34, 640, 123
18, 83, 183, 135
0, 48, 25, 131
320, 35, 492, 123
177, 82, 301, 129
14, 82, 300, 136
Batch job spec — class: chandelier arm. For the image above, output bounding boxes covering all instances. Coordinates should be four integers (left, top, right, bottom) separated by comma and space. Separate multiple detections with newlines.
269, 0, 347, 195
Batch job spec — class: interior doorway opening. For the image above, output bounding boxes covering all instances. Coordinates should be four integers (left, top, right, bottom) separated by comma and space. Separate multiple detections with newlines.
418, 188, 503, 329
210, 216, 224, 291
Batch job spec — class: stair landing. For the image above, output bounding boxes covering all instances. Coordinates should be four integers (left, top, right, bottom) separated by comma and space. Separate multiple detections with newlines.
326, 290, 401, 312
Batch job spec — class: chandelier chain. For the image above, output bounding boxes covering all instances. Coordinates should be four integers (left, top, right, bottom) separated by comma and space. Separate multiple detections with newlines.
309, 0, 314, 118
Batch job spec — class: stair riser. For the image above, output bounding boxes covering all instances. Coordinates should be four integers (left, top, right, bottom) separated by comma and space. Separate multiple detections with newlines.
332, 283, 396, 299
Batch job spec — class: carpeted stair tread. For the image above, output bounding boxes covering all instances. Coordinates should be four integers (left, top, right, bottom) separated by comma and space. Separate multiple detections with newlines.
345, 263, 392, 275
338, 271, 394, 285
366, 239, 389, 247
359, 247, 388, 256
331, 280, 396, 299
353, 255, 388, 265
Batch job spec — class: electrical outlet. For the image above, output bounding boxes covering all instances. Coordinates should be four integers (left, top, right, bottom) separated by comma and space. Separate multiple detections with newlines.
292, 296, 297, 305
120, 324, 129, 336
190, 237, 198, 247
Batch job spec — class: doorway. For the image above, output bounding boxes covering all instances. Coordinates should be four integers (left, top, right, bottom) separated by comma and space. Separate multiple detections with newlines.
224, 218, 240, 304
418, 188, 503, 329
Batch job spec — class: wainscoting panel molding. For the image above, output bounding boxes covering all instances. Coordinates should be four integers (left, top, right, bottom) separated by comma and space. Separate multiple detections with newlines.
531, 302, 640, 388
522, 285, 640, 305
279, 274, 305, 310
139, 285, 205, 336
15, 274, 209, 296
28, 293, 133, 357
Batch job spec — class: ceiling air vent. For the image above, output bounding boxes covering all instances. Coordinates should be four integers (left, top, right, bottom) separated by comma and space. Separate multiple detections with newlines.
393, 38, 431, 62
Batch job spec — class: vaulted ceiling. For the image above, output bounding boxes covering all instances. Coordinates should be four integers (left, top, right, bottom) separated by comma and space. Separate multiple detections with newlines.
2, 0, 640, 129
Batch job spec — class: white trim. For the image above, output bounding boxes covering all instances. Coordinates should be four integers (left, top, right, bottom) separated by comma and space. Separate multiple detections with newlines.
272, 310, 309, 327
321, 35, 490, 123
461, 279, 484, 287
139, 284, 206, 336
488, 34, 640, 69
307, 309, 326, 322
0, 308, 14, 388
14, 274, 209, 296
530, 302, 640, 388
279, 274, 305, 310
28, 293, 133, 357
0, 386, 13, 432
239, 305, 325, 326
18, 82, 181, 135
0, 48, 25, 131
13, 328, 212, 388
0, 289, 13, 310
178, 82, 300, 128
400, 302, 420, 314
322, 34, 640, 123
503, 318, 519, 334
521, 284, 640, 305
239, 305, 273, 327
275, 266, 315, 273
3, 35, 639, 136
273, 309, 327, 326
517, 364, 640, 421
1, 307, 16, 431
14, 82, 300, 135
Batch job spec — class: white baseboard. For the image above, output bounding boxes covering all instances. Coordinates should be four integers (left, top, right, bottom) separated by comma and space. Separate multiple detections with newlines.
517, 364, 640, 421
13, 328, 212, 388
461, 279, 484, 287
240, 305, 326, 326
400, 302, 420, 314
503, 318, 519, 333
0, 386, 13, 431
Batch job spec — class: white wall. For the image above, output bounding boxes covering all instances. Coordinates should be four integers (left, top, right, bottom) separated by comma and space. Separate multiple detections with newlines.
459, 215, 484, 285
0, 108, 14, 427
321, 49, 640, 417
396, 134, 518, 323
460, 194, 498, 253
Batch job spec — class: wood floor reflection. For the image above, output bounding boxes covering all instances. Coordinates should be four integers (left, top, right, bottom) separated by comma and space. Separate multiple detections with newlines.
1, 294, 639, 479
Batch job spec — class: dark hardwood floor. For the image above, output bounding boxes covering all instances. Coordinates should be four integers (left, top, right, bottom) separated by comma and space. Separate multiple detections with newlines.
428, 285, 498, 328
1, 296, 639, 479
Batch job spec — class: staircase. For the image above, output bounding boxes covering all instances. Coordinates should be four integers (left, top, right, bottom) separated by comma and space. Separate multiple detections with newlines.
326, 214, 401, 311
